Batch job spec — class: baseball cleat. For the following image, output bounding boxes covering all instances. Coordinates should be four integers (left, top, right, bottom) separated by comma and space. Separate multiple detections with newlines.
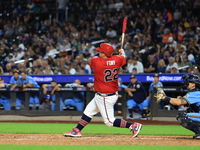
193, 134, 200, 139
63, 128, 82, 137
130, 122, 142, 138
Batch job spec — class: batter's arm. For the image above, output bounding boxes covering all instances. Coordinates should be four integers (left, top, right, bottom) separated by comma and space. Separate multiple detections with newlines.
119, 49, 127, 58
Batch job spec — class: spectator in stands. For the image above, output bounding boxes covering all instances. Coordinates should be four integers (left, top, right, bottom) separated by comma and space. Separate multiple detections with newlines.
0, 0, 200, 77
171, 66, 179, 74
106, 26, 117, 39
192, 66, 200, 74
127, 57, 144, 74
174, 55, 182, 69
64, 79, 85, 111
83, 49, 91, 59
144, 55, 157, 73
180, 56, 193, 73
56, 0, 69, 23
173, 8, 182, 26
164, 37, 177, 50
163, 8, 173, 28
43, 65, 54, 75
42, 80, 63, 111
183, 29, 194, 43
53, 68, 62, 75
131, 68, 137, 74
124, 43, 133, 59
4, 63, 12, 75
165, 56, 179, 73
162, 28, 173, 44
0, 66, 4, 75
157, 59, 166, 73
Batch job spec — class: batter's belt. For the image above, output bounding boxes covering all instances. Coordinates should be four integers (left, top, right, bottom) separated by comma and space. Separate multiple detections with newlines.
96, 92, 117, 97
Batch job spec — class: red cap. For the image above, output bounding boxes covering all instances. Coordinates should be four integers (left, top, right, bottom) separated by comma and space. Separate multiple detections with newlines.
96, 43, 114, 57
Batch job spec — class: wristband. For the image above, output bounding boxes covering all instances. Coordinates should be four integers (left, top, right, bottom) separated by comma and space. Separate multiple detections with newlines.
120, 52, 126, 55
119, 49, 125, 53
164, 96, 171, 102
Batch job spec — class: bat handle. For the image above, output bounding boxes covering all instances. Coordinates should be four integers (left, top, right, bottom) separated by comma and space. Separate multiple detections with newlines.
121, 33, 125, 49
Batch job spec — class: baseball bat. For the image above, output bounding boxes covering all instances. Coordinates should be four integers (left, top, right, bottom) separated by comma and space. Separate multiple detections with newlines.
121, 17, 128, 49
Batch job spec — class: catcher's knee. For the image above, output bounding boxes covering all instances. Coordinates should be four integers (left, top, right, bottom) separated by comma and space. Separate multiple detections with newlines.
176, 112, 193, 128
176, 113, 187, 125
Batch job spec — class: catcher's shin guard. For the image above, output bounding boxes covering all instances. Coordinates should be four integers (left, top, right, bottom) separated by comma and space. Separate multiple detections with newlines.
176, 112, 200, 134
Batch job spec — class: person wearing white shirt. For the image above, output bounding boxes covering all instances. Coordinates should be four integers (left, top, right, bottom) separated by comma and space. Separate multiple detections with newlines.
127, 57, 144, 73
165, 57, 179, 73
106, 27, 117, 38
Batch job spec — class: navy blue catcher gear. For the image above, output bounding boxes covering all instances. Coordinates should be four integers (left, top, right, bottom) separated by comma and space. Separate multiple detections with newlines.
181, 74, 200, 89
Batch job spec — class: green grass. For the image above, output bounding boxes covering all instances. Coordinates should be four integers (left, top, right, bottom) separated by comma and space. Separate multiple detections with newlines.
0, 123, 194, 136
0, 145, 200, 150
0, 123, 198, 150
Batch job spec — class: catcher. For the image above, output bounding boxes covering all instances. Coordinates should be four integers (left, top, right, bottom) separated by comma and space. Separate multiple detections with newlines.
155, 74, 200, 139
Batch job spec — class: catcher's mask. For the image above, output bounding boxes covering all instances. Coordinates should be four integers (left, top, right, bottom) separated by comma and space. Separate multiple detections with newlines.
181, 74, 200, 89
96, 43, 114, 57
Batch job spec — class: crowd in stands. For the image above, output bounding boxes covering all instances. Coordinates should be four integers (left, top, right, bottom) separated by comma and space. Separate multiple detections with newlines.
0, 0, 200, 76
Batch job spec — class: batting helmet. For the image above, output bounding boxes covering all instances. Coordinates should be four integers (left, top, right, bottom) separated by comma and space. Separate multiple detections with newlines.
96, 43, 114, 57
181, 74, 200, 89
44, 94, 51, 99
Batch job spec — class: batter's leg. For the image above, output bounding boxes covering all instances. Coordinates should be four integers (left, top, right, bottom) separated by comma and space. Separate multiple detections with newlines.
96, 95, 142, 138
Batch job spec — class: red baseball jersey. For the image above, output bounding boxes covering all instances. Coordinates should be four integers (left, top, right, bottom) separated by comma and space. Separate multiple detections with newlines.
90, 55, 126, 93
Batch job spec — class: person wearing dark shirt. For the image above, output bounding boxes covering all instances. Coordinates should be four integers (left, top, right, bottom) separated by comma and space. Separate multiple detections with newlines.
144, 55, 157, 73
125, 75, 148, 119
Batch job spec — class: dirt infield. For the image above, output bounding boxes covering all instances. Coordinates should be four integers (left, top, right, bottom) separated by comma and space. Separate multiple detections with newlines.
0, 134, 199, 145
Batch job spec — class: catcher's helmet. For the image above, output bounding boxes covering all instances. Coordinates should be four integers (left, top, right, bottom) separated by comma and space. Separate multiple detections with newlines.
44, 94, 51, 99
96, 43, 114, 57
181, 74, 200, 89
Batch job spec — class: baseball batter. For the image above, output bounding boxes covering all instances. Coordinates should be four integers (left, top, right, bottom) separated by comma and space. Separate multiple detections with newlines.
63, 43, 142, 138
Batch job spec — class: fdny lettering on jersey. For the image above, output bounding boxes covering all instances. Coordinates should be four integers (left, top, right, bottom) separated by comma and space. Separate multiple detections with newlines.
106, 60, 115, 66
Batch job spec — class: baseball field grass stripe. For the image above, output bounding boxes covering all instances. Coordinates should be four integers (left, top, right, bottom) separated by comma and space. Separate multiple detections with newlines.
0, 123, 193, 136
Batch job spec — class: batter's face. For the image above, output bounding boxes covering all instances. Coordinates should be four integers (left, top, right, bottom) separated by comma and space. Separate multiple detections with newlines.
99, 52, 107, 58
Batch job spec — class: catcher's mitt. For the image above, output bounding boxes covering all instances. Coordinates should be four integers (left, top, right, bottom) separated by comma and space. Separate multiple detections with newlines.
154, 90, 166, 103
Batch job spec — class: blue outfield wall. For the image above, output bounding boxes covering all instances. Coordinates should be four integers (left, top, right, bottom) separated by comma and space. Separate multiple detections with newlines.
0, 74, 186, 83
